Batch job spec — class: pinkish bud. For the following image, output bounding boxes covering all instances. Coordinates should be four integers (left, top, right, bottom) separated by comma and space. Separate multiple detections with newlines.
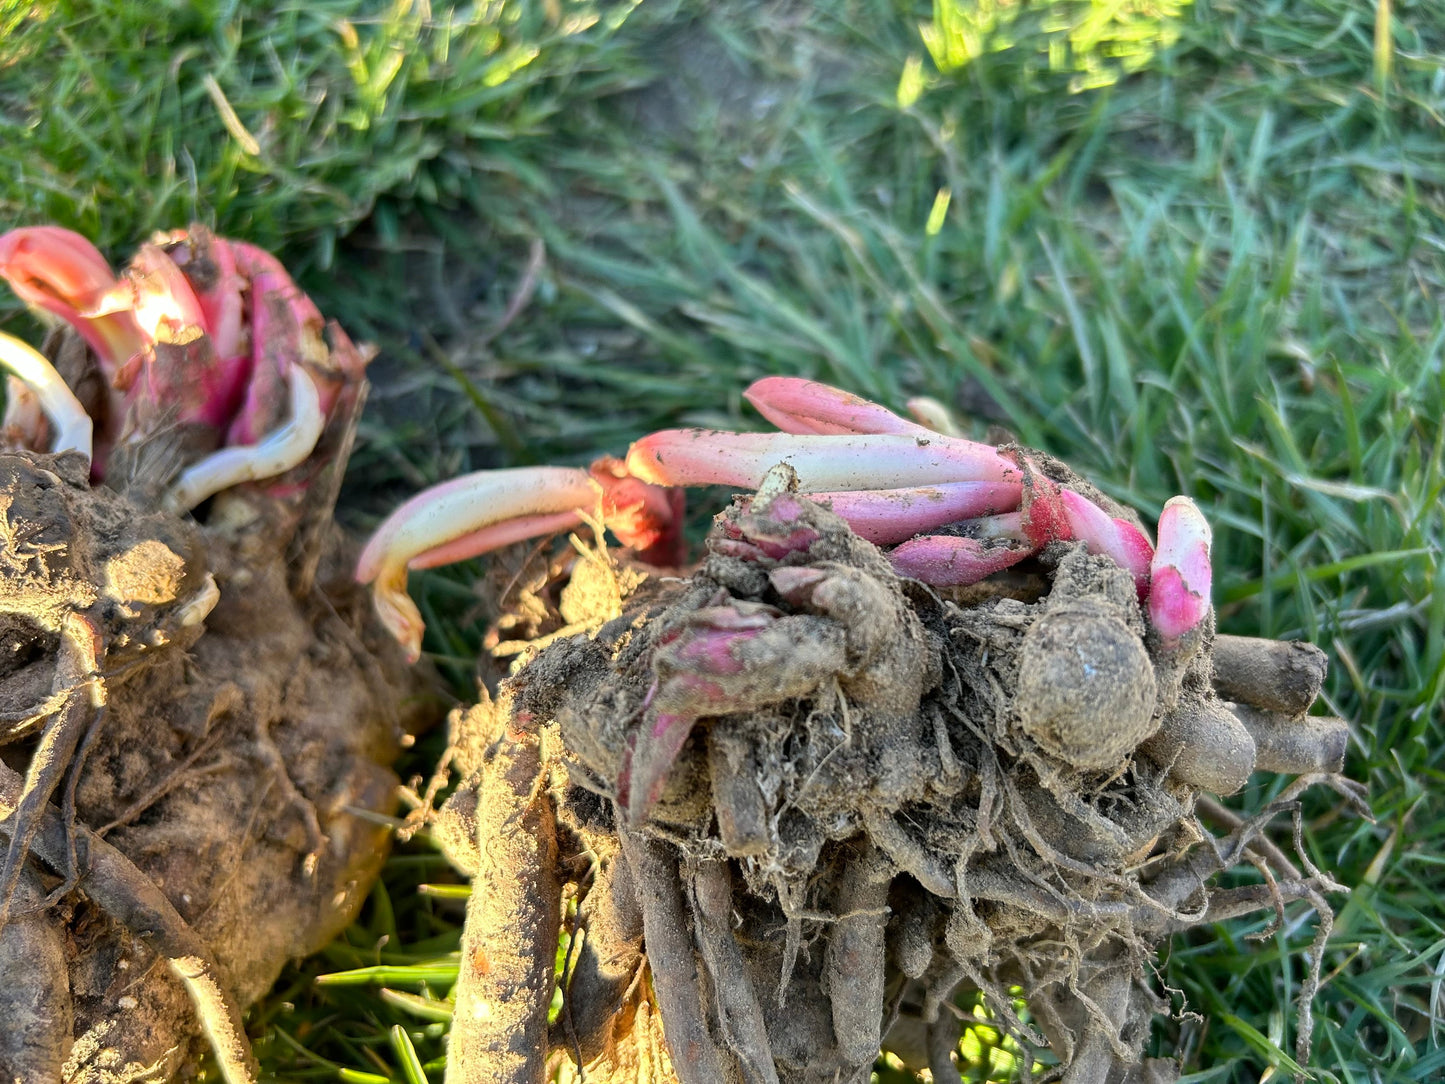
0, 226, 146, 377
767, 566, 829, 606
227, 269, 318, 446
229, 240, 325, 329
1014, 458, 1154, 595
1018, 463, 1074, 548
618, 707, 710, 824
744, 377, 930, 436
622, 601, 787, 822
114, 244, 230, 439
123, 242, 208, 346
1149, 496, 1213, 645
729, 492, 822, 558
1057, 490, 1155, 597
157, 228, 245, 363
886, 535, 1031, 586
668, 624, 761, 675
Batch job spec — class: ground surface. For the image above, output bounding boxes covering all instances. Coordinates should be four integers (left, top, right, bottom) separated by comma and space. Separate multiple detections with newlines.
1, 0, 1442, 1080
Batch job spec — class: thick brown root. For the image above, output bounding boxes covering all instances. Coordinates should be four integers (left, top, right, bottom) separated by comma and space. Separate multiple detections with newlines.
448, 724, 560, 1084
1139, 698, 1256, 795
1211, 634, 1327, 715
621, 831, 738, 1084
0, 761, 258, 1083
925, 1015, 964, 1084
1229, 702, 1349, 774
822, 843, 892, 1068
691, 858, 779, 1084
556, 847, 646, 1067
0, 870, 72, 1084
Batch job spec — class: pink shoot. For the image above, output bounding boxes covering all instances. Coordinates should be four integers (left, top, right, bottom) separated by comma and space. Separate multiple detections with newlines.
886, 535, 1031, 586
619, 705, 709, 825
725, 492, 822, 558
0, 227, 146, 378
359, 458, 684, 660
113, 244, 232, 439
627, 430, 1023, 491
0, 331, 93, 460
357, 467, 607, 662
0, 227, 140, 366
226, 270, 305, 446
123, 242, 208, 348
1014, 460, 1154, 593
408, 512, 585, 571
767, 566, 829, 607
157, 228, 245, 364
1148, 496, 1213, 645
229, 240, 325, 330
813, 482, 1022, 545
744, 376, 931, 436
1017, 464, 1073, 548
165, 365, 325, 513
620, 603, 780, 822
1057, 490, 1155, 596
732, 380, 1154, 584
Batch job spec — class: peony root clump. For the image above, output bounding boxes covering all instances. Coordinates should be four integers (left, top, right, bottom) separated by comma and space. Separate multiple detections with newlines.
0, 226, 433, 1083
362, 376, 1363, 1084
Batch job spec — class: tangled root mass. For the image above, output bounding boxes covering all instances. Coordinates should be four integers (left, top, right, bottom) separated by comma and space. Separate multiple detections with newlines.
435, 481, 1359, 1084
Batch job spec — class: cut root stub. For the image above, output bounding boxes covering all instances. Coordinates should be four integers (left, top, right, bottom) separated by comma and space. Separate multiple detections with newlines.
451, 487, 1357, 1084
450, 729, 561, 1084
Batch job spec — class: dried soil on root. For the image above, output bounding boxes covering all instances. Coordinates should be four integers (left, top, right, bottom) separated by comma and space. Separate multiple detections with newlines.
0, 453, 435, 1083
436, 490, 1354, 1084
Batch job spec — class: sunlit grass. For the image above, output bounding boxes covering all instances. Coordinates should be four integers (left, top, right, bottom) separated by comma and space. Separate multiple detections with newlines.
0, 0, 657, 265
920, 0, 1193, 90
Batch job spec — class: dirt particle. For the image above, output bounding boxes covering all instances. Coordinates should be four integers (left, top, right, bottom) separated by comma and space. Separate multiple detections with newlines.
103, 540, 186, 606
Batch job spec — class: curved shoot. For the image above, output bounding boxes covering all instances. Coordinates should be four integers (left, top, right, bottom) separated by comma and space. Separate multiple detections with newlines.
0, 331, 93, 460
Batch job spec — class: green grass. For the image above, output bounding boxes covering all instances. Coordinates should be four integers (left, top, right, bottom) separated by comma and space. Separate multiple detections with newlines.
3, 0, 1443, 1079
